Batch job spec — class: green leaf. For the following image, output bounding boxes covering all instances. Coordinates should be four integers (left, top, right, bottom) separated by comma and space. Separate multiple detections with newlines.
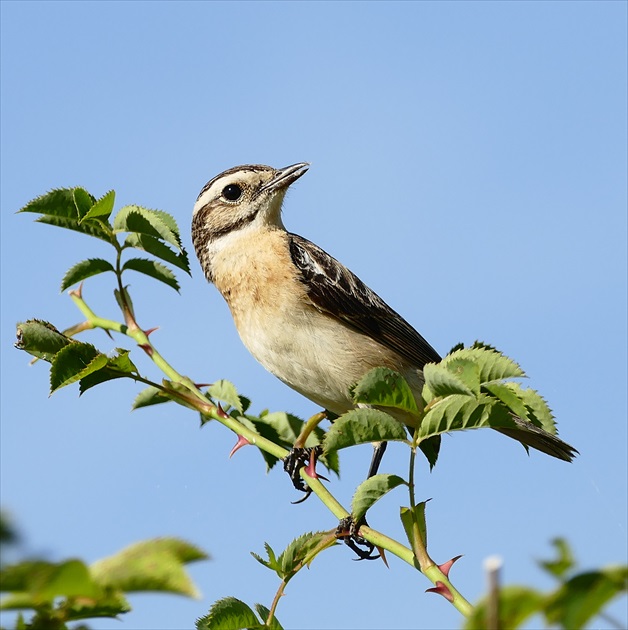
15, 320, 72, 362
64, 590, 131, 621
516, 385, 557, 435
351, 367, 420, 415
277, 531, 335, 578
90, 538, 208, 598
60, 258, 115, 291
464, 585, 545, 630
18, 188, 86, 219
351, 474, 406, 523
539, 538, 576, 580
254, 604, 283, 630
125, 232, 191, 273
445, 344, 526, 383
423, 362, 474, 398
50, 343, 108, 394
80, 190, 115, 223
323, 408, 409, 453
419, 394, 516, 441
444, 358, 481, 395
73, 187, 95, 220
196, 596, 262, 630
114, 285, 135, 319
208, 380, 244, 415
483, 382, 530, 420
35, 213, 113, 242
122, 257, 180, 291
148, 209, 184, 246
400, 502, 429, 555
544, 566, 628, 629
79, 349, 139, 394
113, 206, 181, 250
0, 559, 99, 602
132, 385, 174, 409
251, 542, 279, 573
418, 435, 441, 470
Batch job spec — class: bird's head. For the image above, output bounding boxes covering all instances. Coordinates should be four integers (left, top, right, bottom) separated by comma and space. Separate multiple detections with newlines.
192, 162, 309, 245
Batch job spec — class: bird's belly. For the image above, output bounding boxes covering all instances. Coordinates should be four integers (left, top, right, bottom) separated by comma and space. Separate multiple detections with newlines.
235, 307, 419, 416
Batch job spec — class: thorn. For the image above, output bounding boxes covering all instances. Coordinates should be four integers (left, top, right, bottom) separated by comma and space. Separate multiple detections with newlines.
216, 403, 230, 420
438, 555, 463, 578
304, 447, 329, 482
426, 581, 454, 602
144, 327, 159, 337
138, 343, 153, 357
195, 383, 212, 389
378, 547, 389, 568
229, 434, 251, 458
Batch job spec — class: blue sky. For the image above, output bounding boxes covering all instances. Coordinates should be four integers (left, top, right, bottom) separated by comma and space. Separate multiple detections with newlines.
1, 2, 626, 629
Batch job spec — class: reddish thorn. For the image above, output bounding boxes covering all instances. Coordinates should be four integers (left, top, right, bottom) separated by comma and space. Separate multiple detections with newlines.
229, 434, 251, 458
378, 547, 389, 569
144, 327, 159, 337
426, 581, 454, 602
216, 403, 230, 419
195, 383, 211, 389
138, 343, 153, 357
438, 555, 463, 578
304, 448, 329, 482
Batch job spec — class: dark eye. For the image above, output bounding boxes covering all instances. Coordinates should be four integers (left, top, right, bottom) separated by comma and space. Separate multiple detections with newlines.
222, 184, 242, 201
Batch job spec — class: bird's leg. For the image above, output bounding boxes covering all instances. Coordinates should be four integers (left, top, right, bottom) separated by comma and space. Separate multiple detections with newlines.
283, 445, 324, 502
338, 440, 388, 559
283, 411, 329, 501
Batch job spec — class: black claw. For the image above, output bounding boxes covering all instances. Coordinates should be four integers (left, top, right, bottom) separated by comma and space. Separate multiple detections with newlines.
335, 516, 380, 560
283, 446, 323, 499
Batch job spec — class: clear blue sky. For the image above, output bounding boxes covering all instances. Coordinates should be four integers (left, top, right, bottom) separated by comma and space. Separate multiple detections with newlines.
1, 2, 626, 629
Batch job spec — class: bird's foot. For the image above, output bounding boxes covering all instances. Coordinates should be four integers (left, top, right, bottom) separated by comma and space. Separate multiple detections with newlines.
335, 516, 380, 560
283, 445, 325, 503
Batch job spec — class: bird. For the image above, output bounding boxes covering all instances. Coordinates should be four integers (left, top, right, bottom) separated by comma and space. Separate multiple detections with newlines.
191, 162, 577, 480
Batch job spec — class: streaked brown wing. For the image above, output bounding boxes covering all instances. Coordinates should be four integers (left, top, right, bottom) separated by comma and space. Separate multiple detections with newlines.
288, 234, 441, 369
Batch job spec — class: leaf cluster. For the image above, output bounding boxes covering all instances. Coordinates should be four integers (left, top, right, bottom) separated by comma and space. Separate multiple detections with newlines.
0, 537, 207, 629
19, 187, 190, 293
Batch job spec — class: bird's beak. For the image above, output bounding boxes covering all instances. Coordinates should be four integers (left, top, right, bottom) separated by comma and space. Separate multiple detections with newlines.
262, 162, 309, 193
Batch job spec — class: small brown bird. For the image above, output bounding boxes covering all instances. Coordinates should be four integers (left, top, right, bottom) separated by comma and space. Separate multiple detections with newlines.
192, 162, 577, 471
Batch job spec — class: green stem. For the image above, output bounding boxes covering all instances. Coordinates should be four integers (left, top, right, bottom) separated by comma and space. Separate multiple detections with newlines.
69, 290, 473, 617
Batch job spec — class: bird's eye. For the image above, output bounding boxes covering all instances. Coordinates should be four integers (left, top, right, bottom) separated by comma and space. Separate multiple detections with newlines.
222, 184, 242, 201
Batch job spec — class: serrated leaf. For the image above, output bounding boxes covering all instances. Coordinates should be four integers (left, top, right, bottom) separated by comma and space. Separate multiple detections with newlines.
351, 474, 406, 523
423, 362, 475, 398
208, 380, 243, 414
113, 206, 180, 250
277, 532, 335, 579
544, 566, 628, 629
125, 232, 191, 273
90, 538, 207, 598
73, 187, 95, 220
352, 367, 419, 415
18, 188, 84, 219
35, 213, 113, 242
444, 344, 526, 383
15, 320, 72, 362
196, 596, 262, 630
483, 381, 530, 420
132, 385, 174, 410
400, 501, 429, 556
444, 358, 481, 395
324, 408, 408, 453
50, 343, 108, 394
464, 585, 544, 630
516, 384, 557, 434
61, 258, 115, 291
79, 349, 138, 394
254, 603, 283, 630
149, 209, 183, 246
122, 257, 180, 291
419, 394, 516, 441
80, 190, 115, 223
